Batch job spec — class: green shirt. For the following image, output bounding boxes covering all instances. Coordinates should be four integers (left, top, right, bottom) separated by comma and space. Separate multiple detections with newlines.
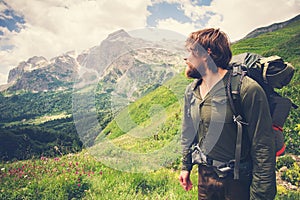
181, 70, 276, 199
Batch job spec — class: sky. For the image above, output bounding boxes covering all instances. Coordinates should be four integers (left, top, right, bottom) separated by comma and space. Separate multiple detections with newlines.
0, 0, 299, 85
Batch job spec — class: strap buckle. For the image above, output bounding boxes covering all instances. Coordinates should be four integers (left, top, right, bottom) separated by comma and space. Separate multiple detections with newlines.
233, 115, 249, 126
217, 160, 235, 172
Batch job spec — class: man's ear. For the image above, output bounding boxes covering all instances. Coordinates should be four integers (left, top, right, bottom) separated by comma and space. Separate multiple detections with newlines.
203, 48, 212, 62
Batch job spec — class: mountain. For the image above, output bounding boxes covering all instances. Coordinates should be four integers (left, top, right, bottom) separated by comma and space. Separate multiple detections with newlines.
1, 29, 184, 94
242, 14, 300, 40
0, 52, 79, 92
1, 53, 79, 92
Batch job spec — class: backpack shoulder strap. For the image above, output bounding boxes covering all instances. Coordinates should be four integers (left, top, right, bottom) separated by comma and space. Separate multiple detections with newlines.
227, 66, 247, 118
226, 66, 248, 180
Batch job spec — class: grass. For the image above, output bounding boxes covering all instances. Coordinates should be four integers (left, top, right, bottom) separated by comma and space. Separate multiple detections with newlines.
231, 20, 300, 58
98, 72, 190, 141
1, 151, 299, 200
0, 150, 199, 200
3, 112, 71, 128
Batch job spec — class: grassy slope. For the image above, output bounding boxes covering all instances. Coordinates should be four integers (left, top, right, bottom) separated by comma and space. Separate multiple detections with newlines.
97, 72, 190, 150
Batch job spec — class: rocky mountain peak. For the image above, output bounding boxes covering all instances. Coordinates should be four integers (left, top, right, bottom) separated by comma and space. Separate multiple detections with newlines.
27, 56, 47, 65
106, 29, 131, 41
7, 56, 48, 83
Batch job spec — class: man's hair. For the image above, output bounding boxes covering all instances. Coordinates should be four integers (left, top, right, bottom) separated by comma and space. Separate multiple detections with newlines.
185, 28, 232, 70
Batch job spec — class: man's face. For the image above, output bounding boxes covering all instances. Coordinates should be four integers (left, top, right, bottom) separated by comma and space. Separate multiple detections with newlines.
184, 47, 205, 79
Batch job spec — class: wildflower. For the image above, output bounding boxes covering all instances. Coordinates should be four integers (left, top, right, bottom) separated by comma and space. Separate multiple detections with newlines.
78, 183, 81, 187
99, 171, 103, 175
40, 156, 48, 161
67, 153, 74, 158
1, 168, 5, 171
54, 157, 60, 162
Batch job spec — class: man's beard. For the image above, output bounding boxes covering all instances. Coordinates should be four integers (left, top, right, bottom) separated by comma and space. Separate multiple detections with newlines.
185, 64, 204, 79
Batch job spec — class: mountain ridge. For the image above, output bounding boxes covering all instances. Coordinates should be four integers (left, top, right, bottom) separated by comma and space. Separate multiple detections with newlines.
242, 14, 300, 40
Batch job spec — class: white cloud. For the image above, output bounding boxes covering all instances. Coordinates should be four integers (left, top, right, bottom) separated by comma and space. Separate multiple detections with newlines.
156, 18, 196, 36
154, 0, 300, 42
180, 1, 211, 20
149, 0, 211, 38
0, 0, 151, 84
0, 72, 7, 83
207, 0, 300, 41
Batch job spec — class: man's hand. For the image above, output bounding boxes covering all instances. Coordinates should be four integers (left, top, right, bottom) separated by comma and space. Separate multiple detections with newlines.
179, 170, 193, 191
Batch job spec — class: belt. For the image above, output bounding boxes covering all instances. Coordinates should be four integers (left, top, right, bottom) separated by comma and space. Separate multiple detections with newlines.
206, 157, 235, 173
192, 145, 254, 174
192, 145, 235, 173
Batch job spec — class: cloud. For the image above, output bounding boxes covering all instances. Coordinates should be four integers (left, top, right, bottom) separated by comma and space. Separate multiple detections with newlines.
156, 18, 196, 37
0, 0, 151, 84
0, 71, 7, 84
206, 0, 300, 41
152, 0, 300, 42
148, 0, 213, 37
147, 1, 192, 26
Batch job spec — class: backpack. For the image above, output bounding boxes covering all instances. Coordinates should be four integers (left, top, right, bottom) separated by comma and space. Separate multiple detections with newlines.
226, 53, 297, 179
228, 52, 297, 159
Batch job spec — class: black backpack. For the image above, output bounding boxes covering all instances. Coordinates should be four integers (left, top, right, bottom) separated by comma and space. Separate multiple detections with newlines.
226, 53, 297, 179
